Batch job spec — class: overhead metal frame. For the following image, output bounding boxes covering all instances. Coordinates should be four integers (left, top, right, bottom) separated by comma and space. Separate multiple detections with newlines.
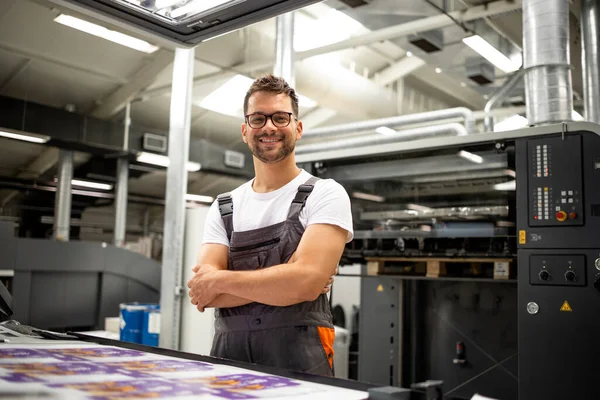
45, 0, 321, 47
296, 122, 600, 163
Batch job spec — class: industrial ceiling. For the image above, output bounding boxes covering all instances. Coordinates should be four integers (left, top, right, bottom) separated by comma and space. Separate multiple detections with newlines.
0, 0, 586, 242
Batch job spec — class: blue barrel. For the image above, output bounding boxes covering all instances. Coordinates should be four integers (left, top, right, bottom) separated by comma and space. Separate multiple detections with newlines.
142, 306, 160, 346
119, 303, 158, 344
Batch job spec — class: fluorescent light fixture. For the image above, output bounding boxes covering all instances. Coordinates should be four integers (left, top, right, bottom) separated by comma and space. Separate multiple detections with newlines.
294, 9, 364, 52
376, 126, 397, 136
155, 0, 182, 8
185, 194, 215, 203
200, 74, 317, 116
458, 150, 483, 164
462, 35, 521, 73
494, 180, 516, 191
352, 192, 386, 203
54, 14, 159, 53
169, 0, 237, 19
572, 110, 584, 121
136, 152, 201, 172
407, 204, 433, 212
435, 67, 442, 73
494, 114, 528, 132
0, 129, 50, 143
71, 179, 113, 191
200, 75, 252, 117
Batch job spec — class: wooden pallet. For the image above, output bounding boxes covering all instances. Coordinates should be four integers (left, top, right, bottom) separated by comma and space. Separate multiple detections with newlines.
365, 257, 513, 280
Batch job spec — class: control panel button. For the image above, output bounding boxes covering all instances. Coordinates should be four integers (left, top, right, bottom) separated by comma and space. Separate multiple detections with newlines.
595, 258, 600, 271
564, 271, 576, 282
569, 212, 577, 220
539, 270, 550, 281
556, 211, 567, 222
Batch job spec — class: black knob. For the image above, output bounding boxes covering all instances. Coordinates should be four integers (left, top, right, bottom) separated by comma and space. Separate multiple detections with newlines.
565, 271, 576, 282
539, 270, 550, 281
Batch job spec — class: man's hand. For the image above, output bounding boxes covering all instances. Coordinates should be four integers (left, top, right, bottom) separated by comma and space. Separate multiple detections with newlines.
187, 264, 222, 312
321, 266, 338, 294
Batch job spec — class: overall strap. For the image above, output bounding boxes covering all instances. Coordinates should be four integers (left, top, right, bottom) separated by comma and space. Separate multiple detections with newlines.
287, 176, 320, 221
216, 193, 234, 242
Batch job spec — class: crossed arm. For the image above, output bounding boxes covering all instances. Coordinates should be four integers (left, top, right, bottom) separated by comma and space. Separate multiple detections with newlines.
187, 223, 348, 312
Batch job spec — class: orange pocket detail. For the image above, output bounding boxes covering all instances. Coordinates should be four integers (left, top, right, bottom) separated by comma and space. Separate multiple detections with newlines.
317, 326, 335, 369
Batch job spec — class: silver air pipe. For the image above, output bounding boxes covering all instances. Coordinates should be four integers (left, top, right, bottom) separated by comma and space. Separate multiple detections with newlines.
523, 0, 573, 124
302, 107, 475, 139
484, 68, 525, 132
581, 0, 600, 124
296, 123, 467, 155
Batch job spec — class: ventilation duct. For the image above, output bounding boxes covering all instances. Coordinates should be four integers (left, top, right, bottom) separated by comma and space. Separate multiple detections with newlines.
302, 107, 476, 139
296, 123, 468, 155
581, 0, 600, 124
523, 0, 573, 124
408, 29, 444, 53
484, 68, 526, 131
466, 57, 496, 85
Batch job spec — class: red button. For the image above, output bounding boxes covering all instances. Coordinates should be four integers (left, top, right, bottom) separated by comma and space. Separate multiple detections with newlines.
570, 212, 577, 219
556, 211, 567, 222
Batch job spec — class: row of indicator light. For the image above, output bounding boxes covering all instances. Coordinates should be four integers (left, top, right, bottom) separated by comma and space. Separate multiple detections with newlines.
536, 145, 549, 178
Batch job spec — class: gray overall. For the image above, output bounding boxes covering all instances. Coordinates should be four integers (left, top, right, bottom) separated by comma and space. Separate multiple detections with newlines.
210, 177, 335, 376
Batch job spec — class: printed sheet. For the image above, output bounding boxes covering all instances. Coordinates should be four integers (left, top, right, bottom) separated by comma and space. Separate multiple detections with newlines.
0, 344, 368, 399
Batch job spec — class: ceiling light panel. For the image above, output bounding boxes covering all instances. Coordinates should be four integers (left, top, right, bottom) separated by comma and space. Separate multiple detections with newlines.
462, 35, 521, 73
47, 0, 322, 46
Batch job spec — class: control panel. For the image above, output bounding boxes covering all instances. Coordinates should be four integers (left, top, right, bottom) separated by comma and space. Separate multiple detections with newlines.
528, 135, 583, 226
529, 254, 586, 286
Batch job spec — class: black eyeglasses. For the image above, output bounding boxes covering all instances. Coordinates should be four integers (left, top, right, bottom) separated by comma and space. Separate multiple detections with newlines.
245, 112, 296, 129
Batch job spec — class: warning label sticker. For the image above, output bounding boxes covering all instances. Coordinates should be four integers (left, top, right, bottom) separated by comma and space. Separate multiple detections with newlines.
560, 301, 573, 312
519, 230, 526, 244
377, 284, 384, 292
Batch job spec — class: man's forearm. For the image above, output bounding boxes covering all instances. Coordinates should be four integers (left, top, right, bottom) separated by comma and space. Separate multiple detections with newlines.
214, 263, 328, 307
206, 294, 253, 309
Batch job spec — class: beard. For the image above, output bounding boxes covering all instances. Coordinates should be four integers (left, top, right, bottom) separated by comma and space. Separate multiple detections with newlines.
249, 133, 296, 164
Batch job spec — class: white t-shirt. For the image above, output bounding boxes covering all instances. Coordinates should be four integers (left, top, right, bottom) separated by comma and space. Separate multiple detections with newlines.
201, 170, 354, 246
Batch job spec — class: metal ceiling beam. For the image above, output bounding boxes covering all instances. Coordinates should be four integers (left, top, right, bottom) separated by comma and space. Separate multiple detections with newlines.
0, 147, 60, 208
0, 59, 30, 93
319, 152, 507, 182
375, 57, 426, 87
0, 42, 126, 84
296, 0, 522, 59
90, 49, 173, 119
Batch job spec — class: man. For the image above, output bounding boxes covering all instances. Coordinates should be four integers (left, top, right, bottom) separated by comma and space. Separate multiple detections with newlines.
187, 74, 353, 376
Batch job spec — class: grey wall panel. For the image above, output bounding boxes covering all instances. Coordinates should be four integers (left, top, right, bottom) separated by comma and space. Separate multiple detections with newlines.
16, 239, 106, 272
104, 247, 161, 290
29, 272, 98, 330
97, 274, 128, 325
358, 275, 400, 387
422, 281, 517, 400
126, 279, 160, 304
0, 221, 15, 239
11, 272, 31, 323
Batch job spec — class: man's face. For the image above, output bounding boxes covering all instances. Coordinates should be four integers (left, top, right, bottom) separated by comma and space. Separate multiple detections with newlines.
242, 92, 302, 164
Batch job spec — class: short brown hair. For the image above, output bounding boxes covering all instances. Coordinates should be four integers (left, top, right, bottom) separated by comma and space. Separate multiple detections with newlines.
243, 74, 299, 117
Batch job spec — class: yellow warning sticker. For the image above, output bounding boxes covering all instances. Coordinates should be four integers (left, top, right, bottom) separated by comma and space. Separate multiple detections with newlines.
560, 301, 572, 312
377, 284, 384, 292
519, 230, 526, 245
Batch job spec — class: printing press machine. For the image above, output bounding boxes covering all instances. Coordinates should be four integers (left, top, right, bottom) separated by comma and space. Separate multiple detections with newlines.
298, 122, 600, 400
0, 283, 461, 400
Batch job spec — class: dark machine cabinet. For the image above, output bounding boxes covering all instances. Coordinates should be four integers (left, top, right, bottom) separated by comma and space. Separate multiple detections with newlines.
516, 129, 600, 400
